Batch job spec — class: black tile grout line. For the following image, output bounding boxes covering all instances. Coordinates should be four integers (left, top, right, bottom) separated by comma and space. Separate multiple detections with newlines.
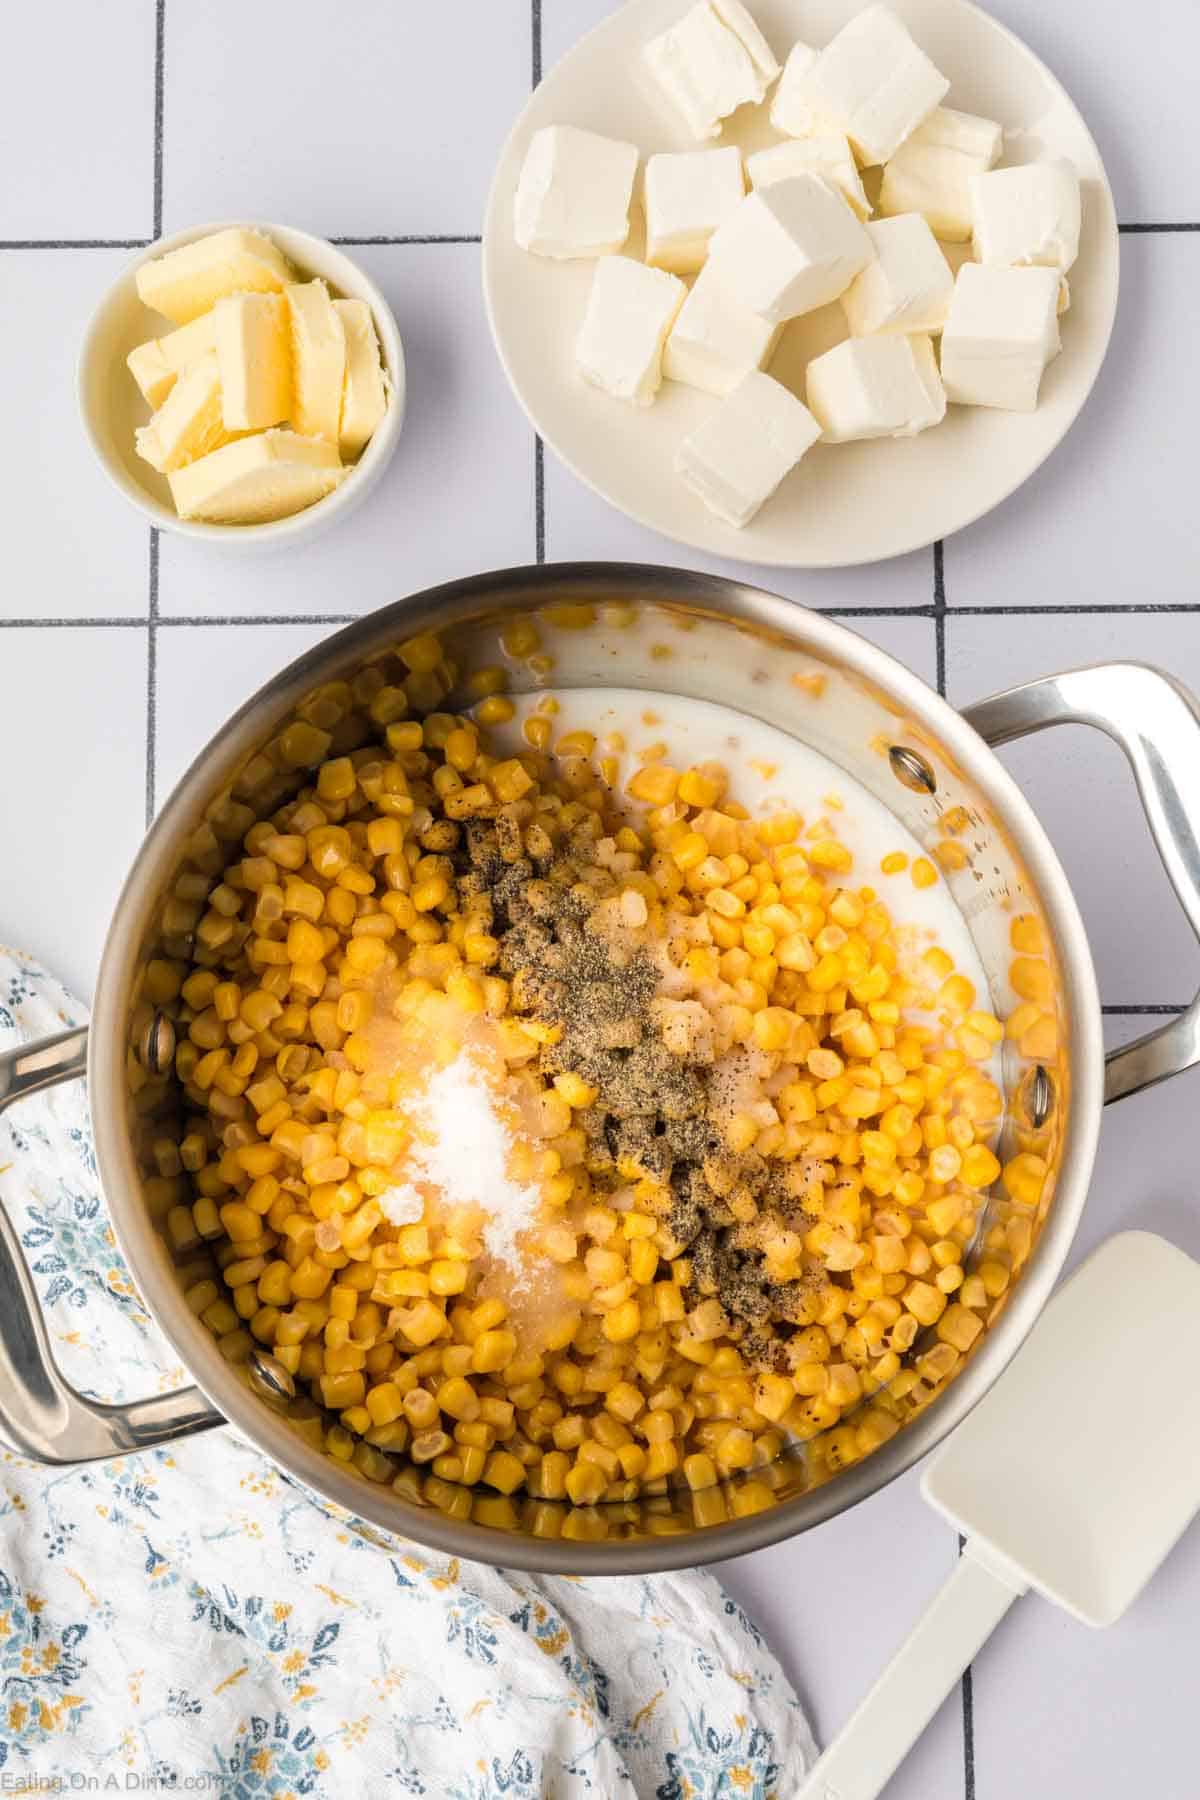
152, 0, 165, 238
145, 531, 159, 829
330, 235, 482, 246
156, 613, 357, 628
10, 600, 1200, 629
947, 603, 1200, 615
0, 238, 152, 250
535, 439, 546, 564
144, 2, 165, 828
956, 1535, 976, 1800
1102, 1003, 1188, 1015
0, 617, 150, 628
962, 1664, 976, 1800
5, 222, 1200, 252
933, 539, 947, 697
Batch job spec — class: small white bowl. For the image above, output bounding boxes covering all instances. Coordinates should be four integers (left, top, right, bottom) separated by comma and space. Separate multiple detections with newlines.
78, 219, 406, 550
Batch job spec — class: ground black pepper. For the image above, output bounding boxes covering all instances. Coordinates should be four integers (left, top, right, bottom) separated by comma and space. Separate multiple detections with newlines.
453, 812, 817, 1366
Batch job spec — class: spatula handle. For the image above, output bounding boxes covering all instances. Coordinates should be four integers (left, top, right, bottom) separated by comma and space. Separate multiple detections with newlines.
798, 1545, 1026, 1800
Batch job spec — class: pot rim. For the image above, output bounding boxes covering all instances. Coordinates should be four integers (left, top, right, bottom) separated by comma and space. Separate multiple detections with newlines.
89, 562, 1104, 1572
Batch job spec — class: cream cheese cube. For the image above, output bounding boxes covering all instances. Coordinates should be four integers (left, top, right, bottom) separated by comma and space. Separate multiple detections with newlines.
771, 5, 949, 167
168, 430, 345, 525
664, 262, 782, 394
939, 263, 1061, 411
135, 228, 292, 325
576, 256, 686, 405
841, 215, 953, 336
879, 105, 1003, 241
912, 106, 1003, 164
126, 313, 218, 408
514, 125, 638, 259
645, 0, 779, 142
214, 292, 291, 431
334, 299, 389, 458
286, 280, 347, 443
805, 333, 945, 440
676, 370, 820, 527
644, 147, 745, 273
705, 176, 875, 324
746, 135, 870, 220
134, 351, 232, 473
970, 159, 1081, 273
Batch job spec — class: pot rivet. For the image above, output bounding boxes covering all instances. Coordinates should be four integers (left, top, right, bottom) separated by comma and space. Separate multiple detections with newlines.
138, 1010, 176, 1076
888, 745, 937, 795
247, 1349, 296, 1409
1018, 1063, 1054, 1129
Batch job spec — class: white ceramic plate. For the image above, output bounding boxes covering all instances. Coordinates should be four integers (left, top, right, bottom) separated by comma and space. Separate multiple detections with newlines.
482, 0, 1119, 568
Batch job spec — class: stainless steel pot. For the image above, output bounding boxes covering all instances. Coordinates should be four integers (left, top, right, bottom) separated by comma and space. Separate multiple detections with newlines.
3, 563, 1199, 1574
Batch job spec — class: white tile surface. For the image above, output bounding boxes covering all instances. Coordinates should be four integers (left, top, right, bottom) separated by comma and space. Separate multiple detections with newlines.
2, 3, 1200, 1795
153, 620, 340, 804
161, 0, 531, 239
982, 0, 1199, 224
942, 235, 1200, 608
0, 250, 151, 620
945, 610, 1200, 1007
0, 628, 146, 1003
156, 243, 536, 617
0, 4, 156, 239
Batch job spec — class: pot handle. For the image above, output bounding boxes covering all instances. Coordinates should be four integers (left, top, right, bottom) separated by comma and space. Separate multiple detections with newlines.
0, 1025, 224, 1463
962, 662, 1200, 1105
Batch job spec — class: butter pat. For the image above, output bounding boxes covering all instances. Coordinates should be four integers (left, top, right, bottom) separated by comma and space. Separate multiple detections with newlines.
676, 370, 820, 527
168, 431, 344, 524
286, 280, 347, 442
971, 159, 1081, 273
879, 105, 1003, 242
706, 175, 875, 323
135, 228, 292, 325
645, 0, 779, 141
841, 214, 953, 336
644, 147, 745, 273
213, 293, 290, 431
806, 333, 945, 440
746, 135, 870, 220
514, 124, 638, 259
334, 299, 389, 457
134, 351, 231, 473
771, 5, 949, 167
577, 256, 686, 405
126, 313, 217, 408
664, 262, 781, 393
939, 263, 1061, 411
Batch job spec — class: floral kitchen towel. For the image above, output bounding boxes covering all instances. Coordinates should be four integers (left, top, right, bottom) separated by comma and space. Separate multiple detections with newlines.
0, 947, 816, 1799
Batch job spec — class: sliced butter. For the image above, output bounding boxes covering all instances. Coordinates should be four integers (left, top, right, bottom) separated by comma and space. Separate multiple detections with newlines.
126, 312, 218, 408
286, 279, 346, 442
334, 298, 388, 457
135, 228, 292, 325
134, 351, 231, 473
167, 430, 345, 524
214, 292, 291, 431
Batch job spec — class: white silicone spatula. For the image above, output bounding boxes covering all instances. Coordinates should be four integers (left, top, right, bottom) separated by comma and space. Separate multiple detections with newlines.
799, 1231, 1200, 1800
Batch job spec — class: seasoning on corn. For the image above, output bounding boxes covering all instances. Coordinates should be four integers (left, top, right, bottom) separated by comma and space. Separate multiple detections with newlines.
155, 640, 1014, 1519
